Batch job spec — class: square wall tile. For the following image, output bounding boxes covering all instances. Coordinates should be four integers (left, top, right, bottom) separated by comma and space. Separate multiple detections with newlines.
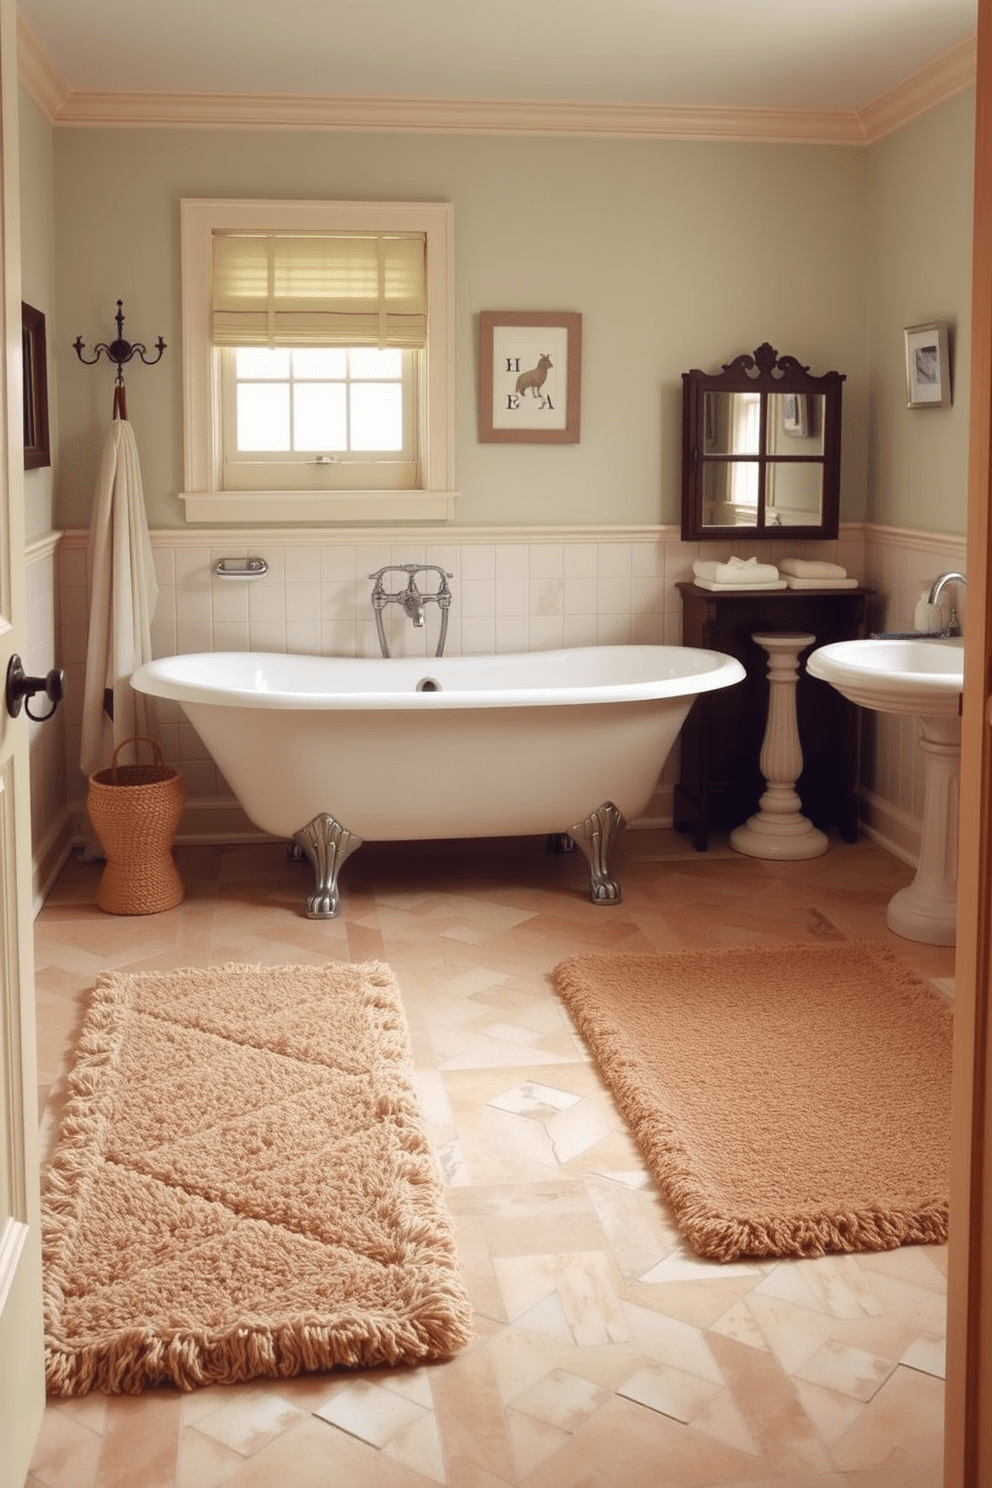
461, 545, 496, 581
563, 543, 597, 578
530, 544, 564, 579
596, 543, 631, 578
284, 546, 321, 583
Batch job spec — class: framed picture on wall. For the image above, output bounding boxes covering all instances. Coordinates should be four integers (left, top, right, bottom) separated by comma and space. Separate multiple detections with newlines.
22, 302, 50, 469
478, 311, 581, 443
904, 321, 951, 408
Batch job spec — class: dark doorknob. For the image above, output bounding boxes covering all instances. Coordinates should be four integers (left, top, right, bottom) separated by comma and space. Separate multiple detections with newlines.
5, 655, 67, 721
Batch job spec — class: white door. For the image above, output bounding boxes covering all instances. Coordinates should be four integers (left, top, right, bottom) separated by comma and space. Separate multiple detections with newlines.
0, 0, 46, 1481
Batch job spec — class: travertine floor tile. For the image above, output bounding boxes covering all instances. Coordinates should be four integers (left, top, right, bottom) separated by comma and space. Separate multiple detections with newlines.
30, 831, 950, 1487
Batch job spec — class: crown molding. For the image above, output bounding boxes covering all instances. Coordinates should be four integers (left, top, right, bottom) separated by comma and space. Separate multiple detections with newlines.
859, 35, 977, 142
16, 25, 975, 145
47, 89, 869, 143
17, 12, 69, 120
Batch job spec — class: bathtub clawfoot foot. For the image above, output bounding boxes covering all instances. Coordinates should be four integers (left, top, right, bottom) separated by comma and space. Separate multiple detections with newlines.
292, 812, 363, 919
566, 802, 626, 905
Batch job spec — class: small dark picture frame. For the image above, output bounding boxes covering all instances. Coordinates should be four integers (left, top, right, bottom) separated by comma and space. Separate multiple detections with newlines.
782, 392, 810, 437
22, 301, 50, 469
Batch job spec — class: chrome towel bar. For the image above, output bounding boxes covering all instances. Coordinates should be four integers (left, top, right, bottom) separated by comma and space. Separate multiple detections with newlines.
212, 557, 269, 580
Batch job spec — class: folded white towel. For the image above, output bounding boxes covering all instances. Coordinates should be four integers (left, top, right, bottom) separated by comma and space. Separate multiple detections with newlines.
693, 557, 780, 585
695, 578, 788, 592
783, 576, 859, 590
779, 558, 848, 579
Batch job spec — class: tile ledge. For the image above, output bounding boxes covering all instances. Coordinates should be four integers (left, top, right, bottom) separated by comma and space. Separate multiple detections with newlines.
53, 519, 914, 549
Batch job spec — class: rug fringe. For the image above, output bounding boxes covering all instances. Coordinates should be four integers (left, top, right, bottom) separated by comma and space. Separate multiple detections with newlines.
46, 1288, 475, 1396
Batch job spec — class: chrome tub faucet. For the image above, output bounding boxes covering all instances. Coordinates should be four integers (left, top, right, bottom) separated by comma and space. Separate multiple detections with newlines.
369, 563, 453, 657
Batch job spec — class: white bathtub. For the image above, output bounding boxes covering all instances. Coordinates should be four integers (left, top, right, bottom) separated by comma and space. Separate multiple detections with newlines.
131, 645, 743, 916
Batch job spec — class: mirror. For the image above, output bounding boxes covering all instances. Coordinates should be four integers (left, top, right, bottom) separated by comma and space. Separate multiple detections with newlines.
682, 343, 843, 540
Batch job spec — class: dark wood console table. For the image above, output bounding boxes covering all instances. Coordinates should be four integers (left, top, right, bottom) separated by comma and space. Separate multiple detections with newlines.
674, 582, 875, 851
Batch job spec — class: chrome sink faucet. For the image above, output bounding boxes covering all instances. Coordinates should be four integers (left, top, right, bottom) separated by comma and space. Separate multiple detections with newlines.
928, 571, 966, 634
369, 563, 453, 657
871, 571, 966, 641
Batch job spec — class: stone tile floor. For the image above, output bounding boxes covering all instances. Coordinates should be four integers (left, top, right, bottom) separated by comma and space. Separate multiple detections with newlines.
27, 827, 954, 1488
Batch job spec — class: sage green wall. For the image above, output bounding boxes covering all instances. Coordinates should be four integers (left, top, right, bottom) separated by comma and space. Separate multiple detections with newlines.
19, 88, 56, 539
45, 97, 975, 536
51, 127, 872, 530
867, 89, 975, 535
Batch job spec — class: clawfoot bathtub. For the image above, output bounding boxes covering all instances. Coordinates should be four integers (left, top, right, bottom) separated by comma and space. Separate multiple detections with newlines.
131, 646, 744, 917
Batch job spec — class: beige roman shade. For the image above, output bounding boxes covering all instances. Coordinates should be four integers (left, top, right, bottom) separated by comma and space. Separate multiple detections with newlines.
211, 232, 427, 348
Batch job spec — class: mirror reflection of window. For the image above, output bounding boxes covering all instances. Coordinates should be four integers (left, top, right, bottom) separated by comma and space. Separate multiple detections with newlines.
703, 391, 761, 454
729, 392, 760, 515
703, 462, 758, 526
732, 392, 761, 455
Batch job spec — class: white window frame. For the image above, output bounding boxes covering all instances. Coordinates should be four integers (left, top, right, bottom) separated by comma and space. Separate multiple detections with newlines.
180, 198, 457, 523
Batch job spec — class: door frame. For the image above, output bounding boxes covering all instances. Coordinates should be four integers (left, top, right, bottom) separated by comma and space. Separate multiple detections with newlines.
945, 0, 992, 1480
0, 0, 46, 1481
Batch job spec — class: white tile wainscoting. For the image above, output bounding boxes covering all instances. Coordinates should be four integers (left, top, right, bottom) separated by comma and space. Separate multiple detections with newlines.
26, 521, 966, 900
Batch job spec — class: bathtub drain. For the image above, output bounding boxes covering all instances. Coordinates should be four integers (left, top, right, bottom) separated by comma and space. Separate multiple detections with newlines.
416, 677, 442, 692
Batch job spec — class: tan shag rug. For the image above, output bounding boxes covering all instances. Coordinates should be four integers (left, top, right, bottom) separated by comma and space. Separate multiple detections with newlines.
42, 962, 472, 1396
552, 941, 953, 1263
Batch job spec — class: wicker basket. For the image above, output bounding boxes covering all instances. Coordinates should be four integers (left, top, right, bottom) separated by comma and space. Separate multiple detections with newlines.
87, 736, 185, 915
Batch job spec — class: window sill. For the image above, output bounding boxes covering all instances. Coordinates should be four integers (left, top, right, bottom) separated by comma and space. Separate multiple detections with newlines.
179, 489, 459, 524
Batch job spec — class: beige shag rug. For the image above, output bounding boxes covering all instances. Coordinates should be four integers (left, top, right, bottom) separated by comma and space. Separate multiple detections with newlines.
42, 962, 472, 1396
552, 941, 953, 1263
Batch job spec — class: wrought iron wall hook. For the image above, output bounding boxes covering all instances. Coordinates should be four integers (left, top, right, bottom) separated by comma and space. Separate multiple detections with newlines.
72, 299, 166, 389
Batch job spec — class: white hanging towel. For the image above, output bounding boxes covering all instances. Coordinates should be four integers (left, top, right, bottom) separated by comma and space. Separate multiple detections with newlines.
80, 419, 160, 780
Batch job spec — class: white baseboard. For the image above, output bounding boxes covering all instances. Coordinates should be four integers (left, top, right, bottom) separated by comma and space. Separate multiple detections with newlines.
31, 808, 76, 917
857, 788, 921, 867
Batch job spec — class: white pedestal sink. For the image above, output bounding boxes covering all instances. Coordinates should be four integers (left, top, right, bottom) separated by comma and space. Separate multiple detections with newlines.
806, 637, 964, 945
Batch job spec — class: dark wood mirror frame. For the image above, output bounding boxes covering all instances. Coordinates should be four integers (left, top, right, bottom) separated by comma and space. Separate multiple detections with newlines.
681, 342, 844, 542
22, 301, 50, 470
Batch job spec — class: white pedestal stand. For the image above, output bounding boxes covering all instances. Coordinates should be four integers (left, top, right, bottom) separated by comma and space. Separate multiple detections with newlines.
730, 632, 829, 861
885, 713, 960, 945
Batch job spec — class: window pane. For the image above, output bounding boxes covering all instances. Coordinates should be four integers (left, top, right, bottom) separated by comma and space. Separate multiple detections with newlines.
350, 383, 403, 451
292, 347, 347, 379
349, 347, 403, 379
235, 347, 290, 379
237, 383, 290, 450
294, 383, 348, 451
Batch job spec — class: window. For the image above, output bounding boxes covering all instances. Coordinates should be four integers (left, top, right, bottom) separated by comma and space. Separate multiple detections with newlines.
221, 346, 418, 490
180, 199, 456, 523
